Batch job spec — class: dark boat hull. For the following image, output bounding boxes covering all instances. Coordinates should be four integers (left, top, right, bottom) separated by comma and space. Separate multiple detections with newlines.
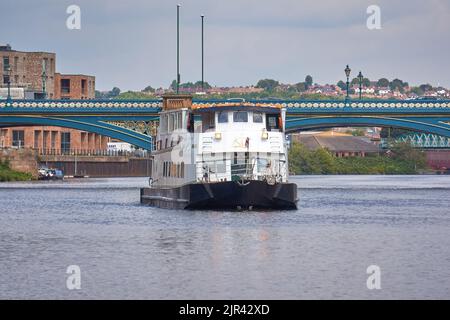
140, 180, 298, 210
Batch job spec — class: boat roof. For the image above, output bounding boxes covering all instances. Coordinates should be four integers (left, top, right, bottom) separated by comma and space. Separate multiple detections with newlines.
192, 102, 281, 114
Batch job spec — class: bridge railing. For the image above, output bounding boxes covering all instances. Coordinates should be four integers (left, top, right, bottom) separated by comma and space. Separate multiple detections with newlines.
37, 148, 150, 158
1, 98, 450, 110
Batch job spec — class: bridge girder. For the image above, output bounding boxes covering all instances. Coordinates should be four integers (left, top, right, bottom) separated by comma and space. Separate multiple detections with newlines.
2, 99, 450, 147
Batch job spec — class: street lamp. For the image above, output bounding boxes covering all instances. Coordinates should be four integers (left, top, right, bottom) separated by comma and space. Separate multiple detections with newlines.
42, 61, 47, 99
5, 64, 12, 101
344, 65, 351, 102
358, 71, 364, 100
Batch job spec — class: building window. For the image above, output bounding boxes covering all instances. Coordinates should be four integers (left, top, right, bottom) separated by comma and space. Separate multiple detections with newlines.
61, 79, 70, 94
3, 75, 9, 84
0, 129, 7, 148
34, 131, 41, 149
3, 57, 9, 71
51, 131, 57, 149
12, 130, 25, 148
81, 79, 87, 95
233, 111, 248, 123
61, 132, 71, 152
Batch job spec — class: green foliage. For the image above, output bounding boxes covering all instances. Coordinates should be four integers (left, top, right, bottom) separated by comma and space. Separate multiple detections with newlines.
390, 79, 408, 93
410, 86, 424, 96
376, 78, 390, 88
170, 80, 212, 90
337, 80, 346, 91
0, 160, 33, 182
288, 141, 428, 175
142, 85, 155, 93
419, 84, 433, 92
117, 91, 156, 100
295, 82, 307, 92
95, 87, 121, 99
288, 143, 336, 174
256, 79, 279, 91
305, 75, 313, 87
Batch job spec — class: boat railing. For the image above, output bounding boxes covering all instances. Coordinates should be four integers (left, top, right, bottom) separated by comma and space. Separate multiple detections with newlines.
196, 157, 286, 182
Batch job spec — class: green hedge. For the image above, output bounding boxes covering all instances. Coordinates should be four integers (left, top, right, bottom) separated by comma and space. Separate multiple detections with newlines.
288, 141, 428, 175
0, 160, 33, 182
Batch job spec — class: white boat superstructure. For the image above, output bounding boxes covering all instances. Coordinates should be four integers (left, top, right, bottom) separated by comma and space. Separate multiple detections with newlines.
141, 95, 297, 210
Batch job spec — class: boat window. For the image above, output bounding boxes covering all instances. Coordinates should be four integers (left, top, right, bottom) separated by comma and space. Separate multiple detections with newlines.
253, 112, 263, 123
266, 114, 280, 131
233, 111, 248, 123
217, 111, 228, 123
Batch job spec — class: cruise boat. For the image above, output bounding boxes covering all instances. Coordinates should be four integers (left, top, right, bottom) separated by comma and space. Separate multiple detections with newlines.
140, 95, 298, 210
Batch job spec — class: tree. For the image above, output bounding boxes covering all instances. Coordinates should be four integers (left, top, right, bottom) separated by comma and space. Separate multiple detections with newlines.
337, 80, 346, 91
362, 78, 371, 87
376, 78, 390, 88
194, 80, 212, 89
410, 86, 424, 96
256, 79, 279, 91
295, 82, 307, 92
305, 75, 313, 87
142, 85, 155, 93
419, 84, 433, 92
170, 80, 177, 90
390, 142, 427, 171
110, 87, 121, 97
389, 79, 407, 92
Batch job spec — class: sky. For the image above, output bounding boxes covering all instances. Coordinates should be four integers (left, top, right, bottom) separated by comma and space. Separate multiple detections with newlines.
1, 0, 449, 91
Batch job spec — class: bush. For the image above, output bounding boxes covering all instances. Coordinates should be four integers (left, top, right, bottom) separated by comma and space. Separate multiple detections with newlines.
0, 160, 33, 182
289, 141, 428, 175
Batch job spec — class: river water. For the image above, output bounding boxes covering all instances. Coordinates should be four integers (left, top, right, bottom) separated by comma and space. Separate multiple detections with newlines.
0, 175, 450, 299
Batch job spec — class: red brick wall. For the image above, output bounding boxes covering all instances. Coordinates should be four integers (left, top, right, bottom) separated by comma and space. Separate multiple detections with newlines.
54, 73, 95, 99
0, 127, 108, 152
425, 150, 450, 170
0, 50, 56, 98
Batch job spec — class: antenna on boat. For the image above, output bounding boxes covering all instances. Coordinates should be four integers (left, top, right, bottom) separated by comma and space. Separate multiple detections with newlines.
201, 14, 205, 91
177, 4, 181, 94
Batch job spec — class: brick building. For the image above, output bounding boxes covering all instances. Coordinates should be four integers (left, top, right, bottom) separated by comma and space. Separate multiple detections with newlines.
0, 126, 108, 153
0, 44, 107, 153
54, 73, 95, 99
0, 44, 56, 99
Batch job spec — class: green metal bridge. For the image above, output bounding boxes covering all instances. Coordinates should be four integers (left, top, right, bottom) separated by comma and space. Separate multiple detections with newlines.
1, 99, 450, 150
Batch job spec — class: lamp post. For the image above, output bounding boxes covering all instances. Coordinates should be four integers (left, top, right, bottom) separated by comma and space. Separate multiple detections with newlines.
201, 14, 204, 91
42, 68, 47, 99
358, 71, 363, 100
344, 65, 351, 102
5, 64, 12, 101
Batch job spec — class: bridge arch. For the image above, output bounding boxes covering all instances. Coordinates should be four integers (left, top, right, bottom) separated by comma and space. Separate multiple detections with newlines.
0, 116, 154, 150
285, 116, 450, 138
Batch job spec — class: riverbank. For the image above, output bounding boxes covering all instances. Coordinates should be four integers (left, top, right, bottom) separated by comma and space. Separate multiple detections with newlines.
289, 142, 429, 175
0, 160, 33, 182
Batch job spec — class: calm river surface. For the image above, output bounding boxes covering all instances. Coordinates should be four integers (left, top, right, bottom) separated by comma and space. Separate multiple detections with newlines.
1, 175, 450, 299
